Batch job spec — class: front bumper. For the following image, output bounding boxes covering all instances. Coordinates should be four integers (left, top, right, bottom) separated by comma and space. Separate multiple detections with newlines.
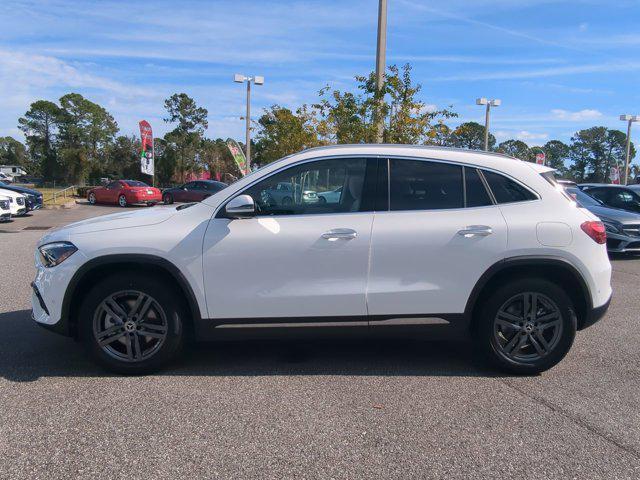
606, 232, 640, 253
0, 212, 10, 221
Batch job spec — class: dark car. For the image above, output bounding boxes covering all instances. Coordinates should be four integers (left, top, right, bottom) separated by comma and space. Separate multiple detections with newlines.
579, 183, 640, 214
0, 181, 43, 211
162, 180, 227, 204
567, 186, 640, 253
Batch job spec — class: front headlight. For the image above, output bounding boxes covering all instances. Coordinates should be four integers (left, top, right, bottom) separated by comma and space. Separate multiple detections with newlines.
602, 221, 623, 235
38, 242, 77, 268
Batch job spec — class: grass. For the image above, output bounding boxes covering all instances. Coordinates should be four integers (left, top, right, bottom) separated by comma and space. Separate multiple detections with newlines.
20, 186, 78, 205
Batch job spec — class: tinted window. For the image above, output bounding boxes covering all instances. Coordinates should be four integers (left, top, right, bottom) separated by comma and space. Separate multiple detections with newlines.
183, 182, 197, 190
565, 187, 602, 207
609, 190, 638, 208
106, 181, 119, 189
483, 171, 537, 204
389, 159, 463, 211
587, 188, 609, 202
203, 181, 226, 192
124, 180, 148, 187
242, 158, 368, 216
465, 167, 492, 207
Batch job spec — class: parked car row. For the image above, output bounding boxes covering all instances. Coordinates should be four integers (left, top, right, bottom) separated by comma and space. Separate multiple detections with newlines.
86, 179, 229, 207
0, 181, 43, 222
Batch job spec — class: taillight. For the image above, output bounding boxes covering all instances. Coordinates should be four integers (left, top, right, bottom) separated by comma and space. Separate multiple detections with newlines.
581, 221, 606, 244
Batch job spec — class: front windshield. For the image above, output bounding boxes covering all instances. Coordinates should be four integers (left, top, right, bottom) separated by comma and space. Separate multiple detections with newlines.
565, 187, 603, 207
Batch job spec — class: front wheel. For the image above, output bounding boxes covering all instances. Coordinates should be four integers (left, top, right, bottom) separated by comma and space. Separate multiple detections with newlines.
88, 192, 96, 204
118, 194, 127, 207
475, 278, 576, 375
78, 273, 186, 374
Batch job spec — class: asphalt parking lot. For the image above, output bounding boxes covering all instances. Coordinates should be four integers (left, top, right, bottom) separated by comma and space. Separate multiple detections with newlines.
1, 204, 639, 479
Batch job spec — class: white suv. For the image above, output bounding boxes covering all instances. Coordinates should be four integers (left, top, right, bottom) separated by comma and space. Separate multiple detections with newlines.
32, 145, 612, 375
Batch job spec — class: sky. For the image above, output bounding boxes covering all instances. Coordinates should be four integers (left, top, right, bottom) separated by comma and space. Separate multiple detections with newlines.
0, 0, 639, 146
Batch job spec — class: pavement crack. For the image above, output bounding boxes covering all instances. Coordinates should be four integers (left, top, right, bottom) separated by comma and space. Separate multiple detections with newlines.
499, 378, 640, 461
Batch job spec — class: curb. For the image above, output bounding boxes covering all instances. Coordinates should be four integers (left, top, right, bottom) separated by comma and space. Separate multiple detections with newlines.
43, 200, 77, 210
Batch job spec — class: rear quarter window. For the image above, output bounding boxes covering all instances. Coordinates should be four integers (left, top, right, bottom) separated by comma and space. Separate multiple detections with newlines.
483, 170, 537, 204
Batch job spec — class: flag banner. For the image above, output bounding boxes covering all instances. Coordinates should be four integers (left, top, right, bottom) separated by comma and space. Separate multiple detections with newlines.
139, 120, 154, 176
611, 166, 620, 184
226, 138, 248, 176
535, 153, 545, 165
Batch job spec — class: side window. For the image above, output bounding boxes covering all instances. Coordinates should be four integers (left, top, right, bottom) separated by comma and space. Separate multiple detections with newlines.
106, 181, 119, 189
465, 167, 492, 207
389, 159, 463, 211
242, 157, 369, 216
184, 182, 196, 190
609, 190, 635, 208
482, 170, 537, 204
587, 188, 609, 203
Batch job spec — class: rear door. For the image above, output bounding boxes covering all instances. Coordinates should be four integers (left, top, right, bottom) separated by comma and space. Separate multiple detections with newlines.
367, 159, 507, 323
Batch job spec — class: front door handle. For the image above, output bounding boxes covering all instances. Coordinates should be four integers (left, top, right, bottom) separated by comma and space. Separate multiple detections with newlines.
321, 228, 358, 240
457, 225, 493, 237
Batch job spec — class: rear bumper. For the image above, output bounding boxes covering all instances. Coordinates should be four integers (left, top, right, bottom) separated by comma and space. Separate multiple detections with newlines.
580, 293, 611, 330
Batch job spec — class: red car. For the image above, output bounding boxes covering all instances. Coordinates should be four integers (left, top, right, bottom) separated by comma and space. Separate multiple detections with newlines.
88, 180, 162, 207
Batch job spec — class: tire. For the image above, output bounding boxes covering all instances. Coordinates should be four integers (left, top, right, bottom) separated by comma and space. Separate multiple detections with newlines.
282, 196, 293, 206
78, 273, 186, 375
474, 278, 577, 375
163, 193, 173, 205
88, 192, 96, 205
118, 194, 127, 208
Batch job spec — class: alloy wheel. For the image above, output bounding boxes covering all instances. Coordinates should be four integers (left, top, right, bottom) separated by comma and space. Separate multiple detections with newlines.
493, 292, 563, 363
118, 195, 127, 207
93, 290, 168, 363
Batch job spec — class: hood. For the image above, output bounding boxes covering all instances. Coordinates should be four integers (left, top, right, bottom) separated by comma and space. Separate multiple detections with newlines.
585, 204, 640, 224
56, 205, 178, 235
0, 188, 24, 199
0, 183, 40, 196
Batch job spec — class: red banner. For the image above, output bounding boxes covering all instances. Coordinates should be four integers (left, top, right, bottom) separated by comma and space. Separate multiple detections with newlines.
139, 120, 154, 176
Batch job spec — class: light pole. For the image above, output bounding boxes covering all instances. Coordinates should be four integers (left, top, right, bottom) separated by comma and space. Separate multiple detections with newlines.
476, 98, 501, 151
620, 115, 639, 185
375, 0, 388, 143
234, 74, 264, 173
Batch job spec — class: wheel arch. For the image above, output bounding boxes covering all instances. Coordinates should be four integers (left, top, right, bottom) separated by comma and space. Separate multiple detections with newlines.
62, 254, 202, 338
465, 256, 592, 331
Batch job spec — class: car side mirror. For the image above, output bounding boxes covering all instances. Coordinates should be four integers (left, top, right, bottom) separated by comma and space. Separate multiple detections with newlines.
225, 195, 255, 218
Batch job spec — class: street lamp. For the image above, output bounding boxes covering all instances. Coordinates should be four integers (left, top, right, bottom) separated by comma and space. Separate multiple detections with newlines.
234, 74, 264, 173
620, 114, 639, 185
476, 98, 501, 151
374, 0, 388, 143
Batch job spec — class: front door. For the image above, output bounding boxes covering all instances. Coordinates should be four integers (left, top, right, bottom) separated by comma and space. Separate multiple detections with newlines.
202, 157, 375, 320
367, 159, 507, 319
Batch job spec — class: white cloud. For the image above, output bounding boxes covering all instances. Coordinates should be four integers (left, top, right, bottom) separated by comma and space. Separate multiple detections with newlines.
551, 108, 603, 121
516, 130, 549, 141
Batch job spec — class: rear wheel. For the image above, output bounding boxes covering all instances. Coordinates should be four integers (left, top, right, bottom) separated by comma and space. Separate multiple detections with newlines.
118, 194, 127, 207
475, 278, 576, 375
163, 193, 173, 204
78, 273, 186, 374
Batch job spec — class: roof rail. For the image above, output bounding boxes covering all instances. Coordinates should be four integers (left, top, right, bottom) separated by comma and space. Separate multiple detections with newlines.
297, 144, 517, 161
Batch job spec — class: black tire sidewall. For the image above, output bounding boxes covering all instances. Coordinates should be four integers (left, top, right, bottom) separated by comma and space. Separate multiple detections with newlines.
163, 193, 173, 204
476, 278, 577, 375
78, 273, 186, 375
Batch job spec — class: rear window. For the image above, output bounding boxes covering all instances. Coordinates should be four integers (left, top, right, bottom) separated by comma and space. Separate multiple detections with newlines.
483, 171, 537, 204
124, 180, 149, 187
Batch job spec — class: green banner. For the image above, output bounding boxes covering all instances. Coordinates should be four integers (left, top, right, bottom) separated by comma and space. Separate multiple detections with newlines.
226, 138, 248, 176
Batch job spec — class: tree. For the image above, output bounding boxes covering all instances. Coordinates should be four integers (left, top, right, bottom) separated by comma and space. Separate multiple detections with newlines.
0, 137, 27, 167
106, 135, 142, 180
541, 140, 570, 176
497, 139, 531, 161
163, 93, 208, 182
18, 100, 61, 179
57, 93, 118, 183
254, 105, 321, 165
201, 138, 236, 179
451, 122, 495, 150
568, 127, 634, 182
313, 64, 455, 145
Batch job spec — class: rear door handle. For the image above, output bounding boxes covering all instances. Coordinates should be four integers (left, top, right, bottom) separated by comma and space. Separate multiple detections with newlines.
321, 228, 358, 240
457, 225, 493, 237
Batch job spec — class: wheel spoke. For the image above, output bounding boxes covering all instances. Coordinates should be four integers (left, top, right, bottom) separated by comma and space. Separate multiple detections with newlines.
139, 322, 167, 332
99, 330, 126, 347
534, 330, 550, 351
531, 293, 538, 318
497, 311, 523, 325
537, 312, 559, 323
528, 333, 547, 356
133, 333, 142, 359
102, 298, 127, 324
523, 293, 531, 319
138, 328, 165, 339
125, 334, 134, 360
504, 331, 524, 353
